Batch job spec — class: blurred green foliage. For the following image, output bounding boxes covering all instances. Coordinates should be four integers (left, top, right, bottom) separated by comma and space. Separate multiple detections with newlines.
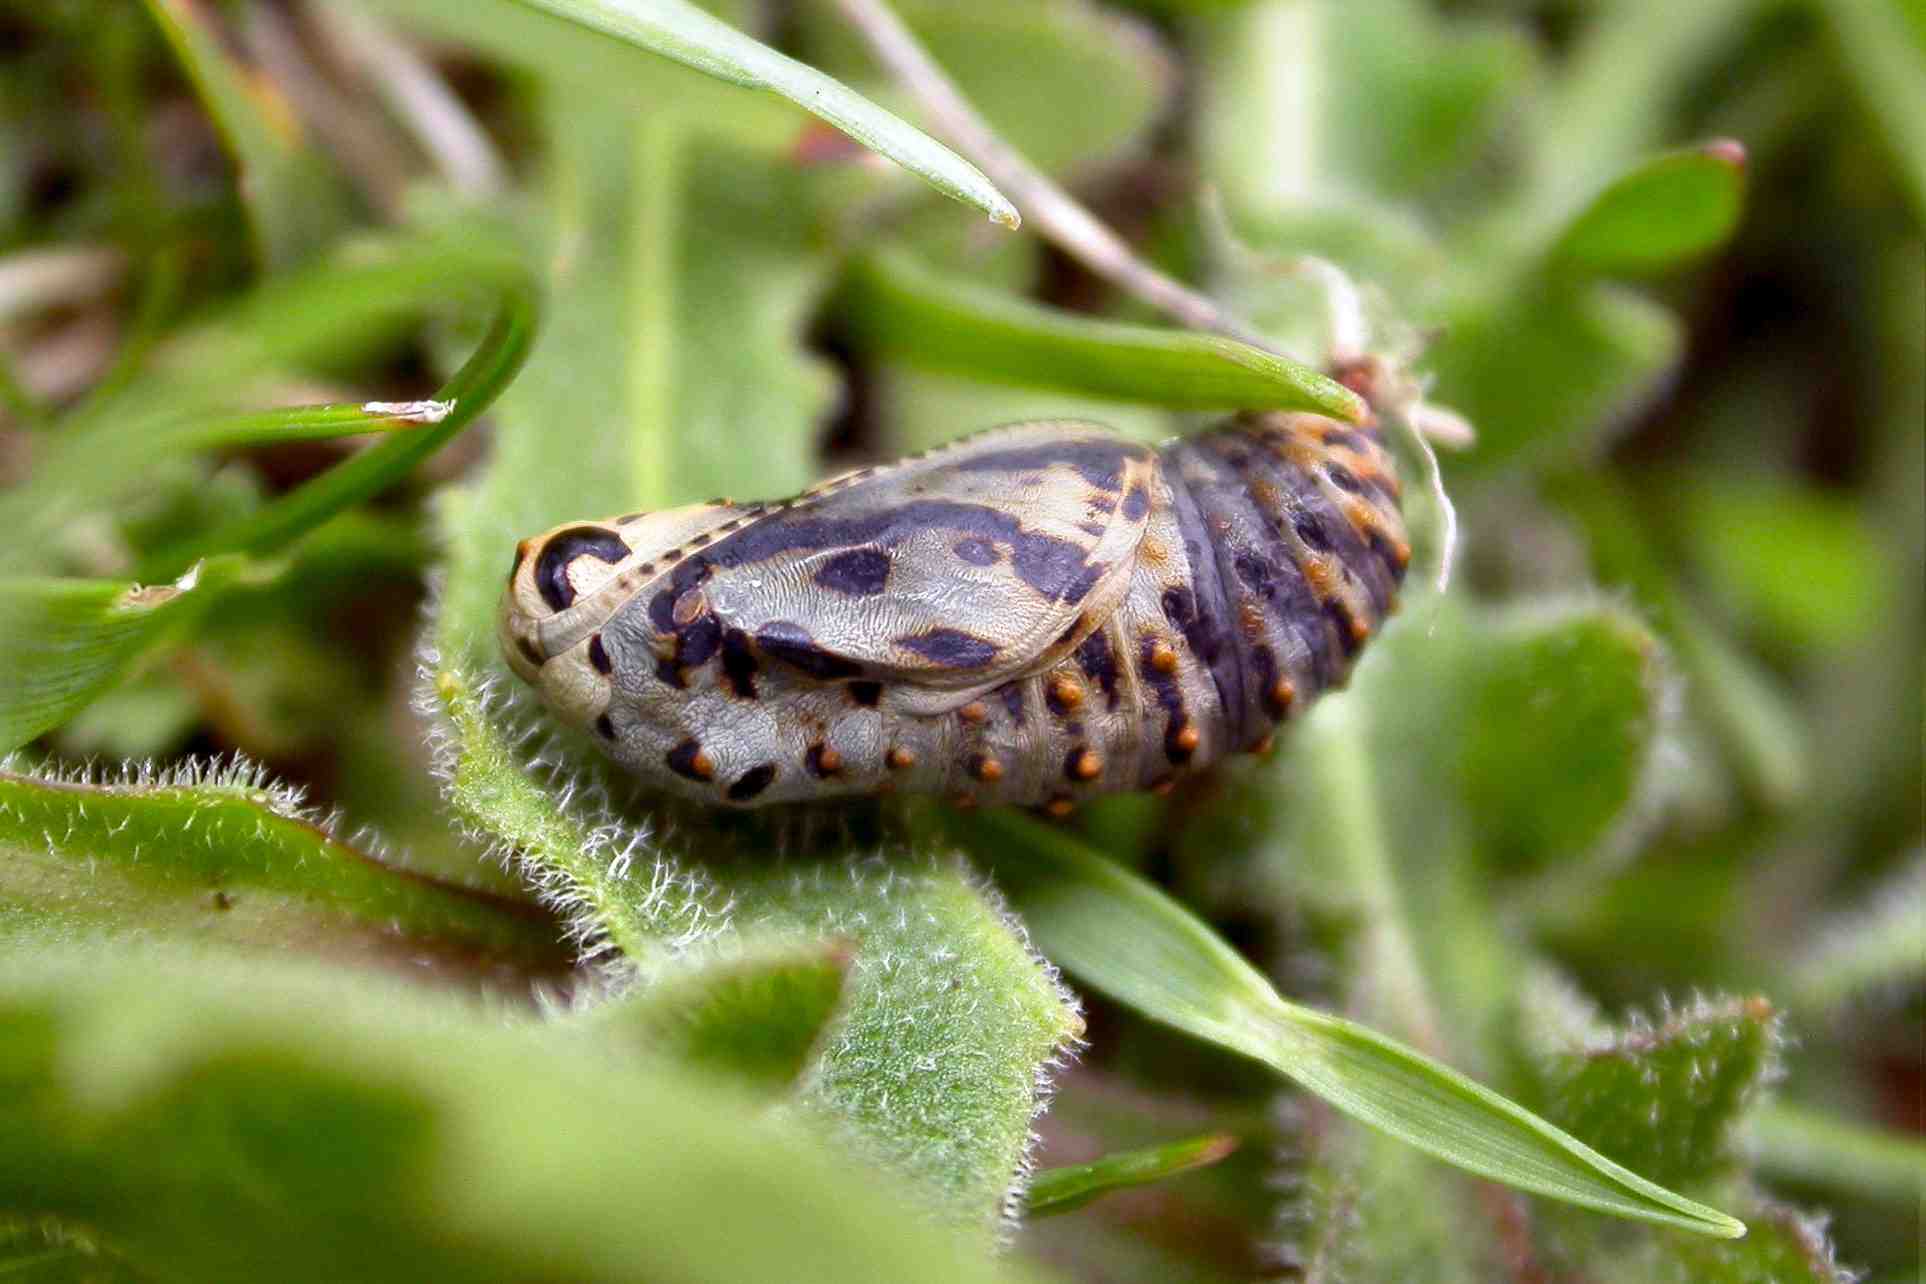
0, 0, 1919, 1280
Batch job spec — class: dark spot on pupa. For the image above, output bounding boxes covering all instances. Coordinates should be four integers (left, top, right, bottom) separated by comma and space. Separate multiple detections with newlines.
848, 680, 882, 707
1122, 483, 1151, 522
952, 537, 1000, 566
721, 628, 758, 699
998, 683, 1025, 719
1293, 514, 1333, 553
1325, 429, 1369, 453
805, 743, 839, 778
1325, 464, 1363, 494
1063, 562, 1106, 604
815, 546, 892, 596
1077, 521, 1105, 537
535, 526, 631, 612
727, 762, 777, 802
757, 621, 864, 680
1324, 599, 1365, 660
1253, 645, 1289, 717
587, 634, 612, 675
517, 637, 545, 668
895, 628, 1000, 670
595, 713, 616, 740
677, 614, 721, 668
1074, 628, 1118, 706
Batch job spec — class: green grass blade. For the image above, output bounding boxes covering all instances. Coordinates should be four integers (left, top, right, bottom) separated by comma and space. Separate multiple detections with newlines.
1550, 142, 1748, 276
137, 0, 345, 268
0, 756, 570, 986
968, 811, 1748, 1238
1025, 1133, 1238, 1217
0, 563, 241, 753
487, 0, 1015, 225
136, 275, 538, 581
841, 249, 1365, 419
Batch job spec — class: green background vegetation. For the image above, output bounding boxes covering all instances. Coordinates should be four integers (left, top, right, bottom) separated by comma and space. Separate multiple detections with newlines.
0, 0, 1919, 1280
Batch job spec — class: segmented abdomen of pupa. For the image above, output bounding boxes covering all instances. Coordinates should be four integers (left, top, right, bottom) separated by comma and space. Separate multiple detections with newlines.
497, 412, 1408, 810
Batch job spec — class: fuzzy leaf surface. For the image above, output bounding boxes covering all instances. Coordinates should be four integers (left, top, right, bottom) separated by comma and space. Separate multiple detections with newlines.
0, 757, 569, 987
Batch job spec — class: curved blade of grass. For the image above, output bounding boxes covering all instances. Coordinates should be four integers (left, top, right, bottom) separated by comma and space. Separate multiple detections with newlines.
1551, 142, 1748, 276
139, 0, 346, 268
136, 275, 538, 582
493, 0, 1015, 226
0, 756, 570, 987
0, 560, 249, 753
841, 249, 1364, 419
967, 811, 1747, 1239
1025, 1133, 1239, 1217
7, 228, 537, 573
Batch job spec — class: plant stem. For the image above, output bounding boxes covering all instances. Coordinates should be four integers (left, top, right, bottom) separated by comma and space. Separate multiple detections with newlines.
834, 0, 1275, 350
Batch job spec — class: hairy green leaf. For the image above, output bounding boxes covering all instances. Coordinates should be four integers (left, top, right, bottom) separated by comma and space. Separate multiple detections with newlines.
1530, 993, 1784, 1189
0, 755, 569, 987
584, 937, 850, 1092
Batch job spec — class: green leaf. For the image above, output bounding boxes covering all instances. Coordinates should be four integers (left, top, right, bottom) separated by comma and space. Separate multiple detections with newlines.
137, 0, 347, 269
0, 755, 570, 986
967, 811, 1746, 1237
410, 0, 1015, 226
1529, 992, 1784, 1189
1428, 278, 1682, 472
0, 942, 1040, 1284
1550, 469, 1810, 809
584, 937, 850, 1092
1665, 473, 1890, 655
1551, 143, 1748, 276
1454, 606, 1665, 876
1025, 1134, 1238, 1217
0, 563, 237, 754
839, 249, 1366, 419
